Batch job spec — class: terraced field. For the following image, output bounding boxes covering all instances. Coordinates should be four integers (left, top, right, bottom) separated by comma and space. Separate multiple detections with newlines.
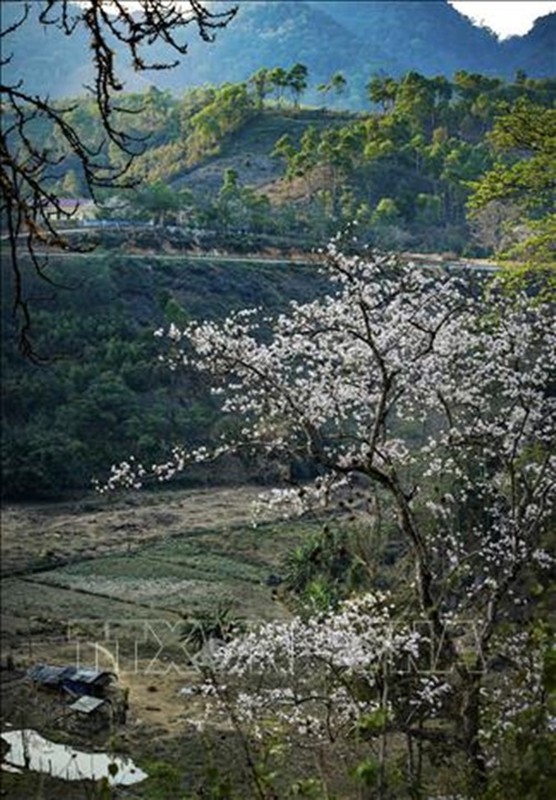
1, 486, 317, 652
0, 488, 375, 800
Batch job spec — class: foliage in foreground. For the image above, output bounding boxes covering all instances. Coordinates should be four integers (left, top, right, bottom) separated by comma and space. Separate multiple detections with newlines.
467, 98, 556, 286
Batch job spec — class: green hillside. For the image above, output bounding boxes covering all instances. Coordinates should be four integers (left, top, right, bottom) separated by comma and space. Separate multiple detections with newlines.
37, 71, 555, 256
0, 249, 330, 499
2, 13, 555, 499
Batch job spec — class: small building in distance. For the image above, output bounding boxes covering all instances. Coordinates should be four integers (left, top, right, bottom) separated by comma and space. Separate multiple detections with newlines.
27, 664, 116, 698
67, 694, 111, 732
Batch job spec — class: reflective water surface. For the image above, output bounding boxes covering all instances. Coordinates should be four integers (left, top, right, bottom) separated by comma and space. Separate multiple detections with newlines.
1, 729, 148, 785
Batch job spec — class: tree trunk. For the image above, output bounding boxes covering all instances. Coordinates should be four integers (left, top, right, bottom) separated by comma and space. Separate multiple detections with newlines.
461, 676, 487, 794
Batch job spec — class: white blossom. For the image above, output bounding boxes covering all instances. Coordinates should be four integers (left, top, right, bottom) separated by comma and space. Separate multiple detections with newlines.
96, 247, 555, 764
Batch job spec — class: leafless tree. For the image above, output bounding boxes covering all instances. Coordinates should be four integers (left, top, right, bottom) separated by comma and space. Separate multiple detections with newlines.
1, 0, 236, 358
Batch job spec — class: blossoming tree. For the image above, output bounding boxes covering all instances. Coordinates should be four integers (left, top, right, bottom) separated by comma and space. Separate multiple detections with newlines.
105, 243, 555, 795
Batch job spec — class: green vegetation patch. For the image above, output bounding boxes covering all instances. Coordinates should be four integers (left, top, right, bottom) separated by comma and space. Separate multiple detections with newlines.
0, 576, 163, 640
36, 551, 266, 592
181, 519, 322, 567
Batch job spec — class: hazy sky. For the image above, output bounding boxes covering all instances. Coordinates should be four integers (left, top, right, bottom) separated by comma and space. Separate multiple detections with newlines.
83, 2, 556, 40
448, 1, 556, 38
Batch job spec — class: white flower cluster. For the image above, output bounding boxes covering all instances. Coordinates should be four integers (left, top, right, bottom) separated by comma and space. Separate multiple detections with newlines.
96, 249, 555, 753
102, 253, 555, 574
410, 676, 452, 718
94, 455, 146, 493
96, 443, 222, 492
201, 591, 426, 739
477, 627, 551, 756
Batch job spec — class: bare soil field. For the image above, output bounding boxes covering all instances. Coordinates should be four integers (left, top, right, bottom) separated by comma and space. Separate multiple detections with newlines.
1, 485, 279, 575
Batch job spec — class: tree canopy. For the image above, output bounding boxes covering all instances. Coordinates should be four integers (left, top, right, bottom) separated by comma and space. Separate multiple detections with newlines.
467, 99, 556, 282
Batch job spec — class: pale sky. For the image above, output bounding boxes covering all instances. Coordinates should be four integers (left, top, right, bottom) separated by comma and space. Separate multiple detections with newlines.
448, 1, 556, 38
79, 2, 556, 40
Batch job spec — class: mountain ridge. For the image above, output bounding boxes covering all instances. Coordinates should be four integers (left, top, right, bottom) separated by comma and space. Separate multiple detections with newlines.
2, 1, 554, 109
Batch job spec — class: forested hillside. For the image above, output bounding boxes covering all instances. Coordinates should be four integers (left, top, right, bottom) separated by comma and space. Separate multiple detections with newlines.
3, 0, 555, 109
33, 71, 556, 256
2, 66, 555, 498
1, 251, 329, 498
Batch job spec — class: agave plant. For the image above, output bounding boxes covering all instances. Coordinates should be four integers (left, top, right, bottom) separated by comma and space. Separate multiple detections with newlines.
180, 602, 245, 653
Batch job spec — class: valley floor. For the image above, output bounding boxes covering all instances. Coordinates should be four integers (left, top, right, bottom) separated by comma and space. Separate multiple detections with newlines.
0, 486, 313, 797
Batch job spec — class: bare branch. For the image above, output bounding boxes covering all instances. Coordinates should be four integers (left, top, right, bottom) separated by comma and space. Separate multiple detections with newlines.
1, 0, 236, 357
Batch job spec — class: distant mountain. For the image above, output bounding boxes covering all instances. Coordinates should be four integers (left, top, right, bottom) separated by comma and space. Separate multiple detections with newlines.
1, 2, 94, 98
2, 0, 554, 108
312, 0, 503, 77
501, 13, 556, 78
168, 0, 403, 100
